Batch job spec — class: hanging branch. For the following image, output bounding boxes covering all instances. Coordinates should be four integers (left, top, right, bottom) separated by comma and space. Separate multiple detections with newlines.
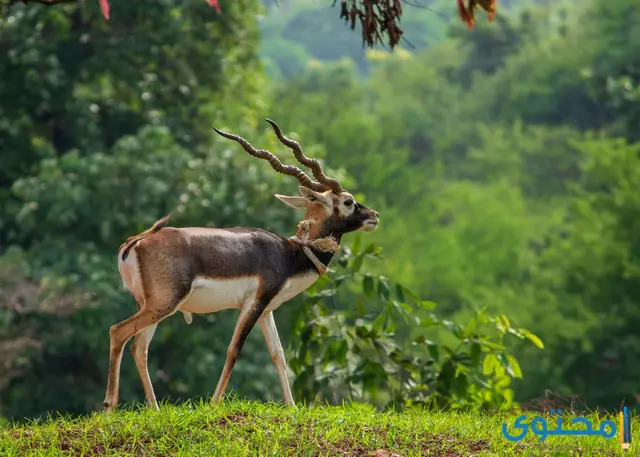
335, 0, 405, 49
332, 0, 498, 50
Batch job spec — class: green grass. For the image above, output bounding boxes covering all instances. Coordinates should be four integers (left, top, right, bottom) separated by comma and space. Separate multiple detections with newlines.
0, 399, 636, 456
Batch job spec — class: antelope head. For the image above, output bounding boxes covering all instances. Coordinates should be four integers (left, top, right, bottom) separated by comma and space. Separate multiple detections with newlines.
212, 119, 380, 242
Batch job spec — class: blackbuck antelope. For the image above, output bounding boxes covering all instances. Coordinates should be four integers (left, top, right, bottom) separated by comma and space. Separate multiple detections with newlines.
103, 119, 380, 412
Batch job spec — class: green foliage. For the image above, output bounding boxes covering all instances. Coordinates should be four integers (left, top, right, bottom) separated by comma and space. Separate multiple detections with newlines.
9, 125, 297, 255
264, 0, 640, 412
534, 136, 640, 407
288, 236, 542, 411
0, 0, 265, 248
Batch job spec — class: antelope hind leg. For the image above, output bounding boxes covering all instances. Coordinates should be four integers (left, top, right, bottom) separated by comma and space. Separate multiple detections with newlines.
103, 290, 191, 412
130, 323, 159, 409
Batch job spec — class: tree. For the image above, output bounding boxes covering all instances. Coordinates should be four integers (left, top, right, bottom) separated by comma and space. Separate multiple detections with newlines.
0, 0, 262, 250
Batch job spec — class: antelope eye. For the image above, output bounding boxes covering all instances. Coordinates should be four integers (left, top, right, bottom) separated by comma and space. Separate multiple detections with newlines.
344, 200, 354, 207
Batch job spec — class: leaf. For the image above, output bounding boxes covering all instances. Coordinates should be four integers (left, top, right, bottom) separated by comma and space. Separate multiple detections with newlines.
453, 373, 469, 397
443, 320, 463, 339
373, 310, 388, 331
351, 254, 364, 273
395, 284, 406, 303
364, 243, 377, 254
469, 343, 481, 367
377, 277, 391, 301
392, 300, 412, 315
454, 363, 470, 377
384, 315, 397, 333
457, 0, 472, 28
437, 360, 456, 388
427, 343, 440, 361
364, 361, 388, 382
497, 353, 509, 369
521, 329, 544, 349
352, 234, 362, 255
507, 355, 523, 379
336, 340, 349, 362
419, 300, 437, 310
473, 338, 506, 351
464, 317, 476, 336
362, 275, 374, 298
482, 353, 497, 376
503, 388, 515, 405
401, 285, 422, 303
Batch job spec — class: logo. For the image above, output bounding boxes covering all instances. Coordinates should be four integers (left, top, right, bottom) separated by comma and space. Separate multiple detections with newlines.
620, 406, 632, 451
502, 407, 632, 451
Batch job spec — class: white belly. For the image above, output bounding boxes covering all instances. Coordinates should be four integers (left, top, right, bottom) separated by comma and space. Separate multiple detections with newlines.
179, 272, 319, 314
180, 276, 260, 313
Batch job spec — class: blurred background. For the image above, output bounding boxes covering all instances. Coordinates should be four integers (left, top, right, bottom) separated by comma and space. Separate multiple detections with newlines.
1, 0, 639, 422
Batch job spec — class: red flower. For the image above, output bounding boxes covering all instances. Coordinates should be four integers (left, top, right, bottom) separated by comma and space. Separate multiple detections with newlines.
99, 0, 110, 20
206, 0, 222, 14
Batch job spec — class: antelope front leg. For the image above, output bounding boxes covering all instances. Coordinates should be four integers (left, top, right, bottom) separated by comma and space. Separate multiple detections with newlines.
258, 311, 294, 405
212, 301, 267, 404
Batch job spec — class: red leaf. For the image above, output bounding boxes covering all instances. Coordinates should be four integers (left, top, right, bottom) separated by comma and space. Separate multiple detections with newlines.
206, 0, 222, 14
98, 0, 110, 20
457, 0, 474, 30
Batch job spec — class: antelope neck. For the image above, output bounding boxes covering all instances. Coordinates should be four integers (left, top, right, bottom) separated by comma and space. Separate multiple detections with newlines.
289, 223, 343, 275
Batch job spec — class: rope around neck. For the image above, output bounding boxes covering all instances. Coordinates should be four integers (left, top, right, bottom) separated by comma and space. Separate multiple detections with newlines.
289, 219, 340, 275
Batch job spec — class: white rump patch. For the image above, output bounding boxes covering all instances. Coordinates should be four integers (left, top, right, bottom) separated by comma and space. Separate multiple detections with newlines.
118, 244, 144, 303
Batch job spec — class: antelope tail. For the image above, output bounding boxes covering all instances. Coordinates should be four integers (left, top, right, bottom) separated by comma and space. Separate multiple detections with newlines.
119, 214, 171, 262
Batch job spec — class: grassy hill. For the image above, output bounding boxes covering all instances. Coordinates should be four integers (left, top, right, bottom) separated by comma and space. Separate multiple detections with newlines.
0, 399, 634, 456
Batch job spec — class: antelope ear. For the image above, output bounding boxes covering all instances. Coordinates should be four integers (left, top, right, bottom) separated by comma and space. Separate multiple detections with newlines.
274, 194, 308, 209
297, 186, 332, 208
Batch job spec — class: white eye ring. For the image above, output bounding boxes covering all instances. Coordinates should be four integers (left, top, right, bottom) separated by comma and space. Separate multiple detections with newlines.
344, 200, 354, 207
